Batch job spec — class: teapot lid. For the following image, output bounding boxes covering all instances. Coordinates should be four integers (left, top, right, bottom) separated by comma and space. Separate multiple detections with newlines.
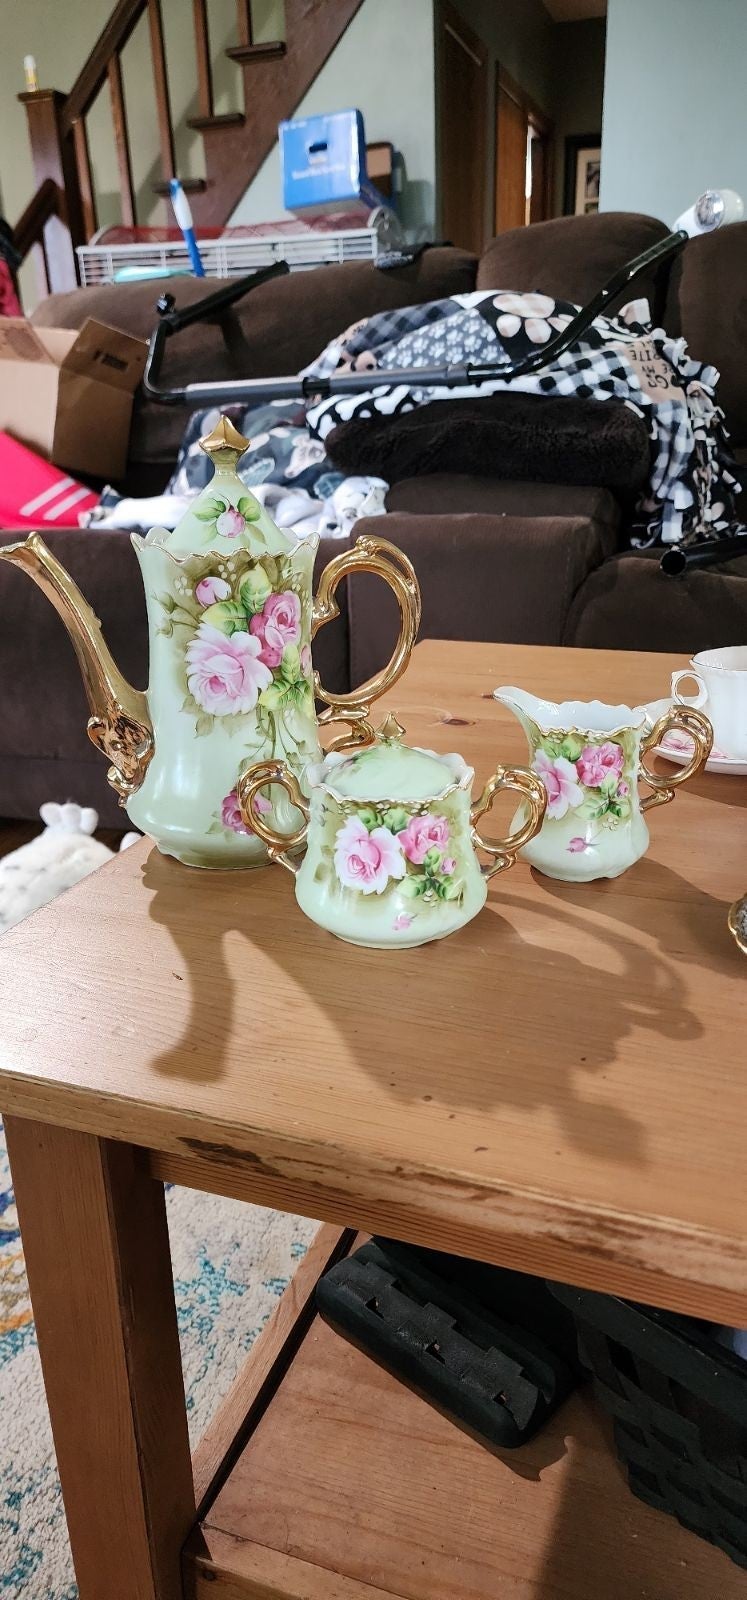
152, 415, 297, 557
317, 717, 469, 802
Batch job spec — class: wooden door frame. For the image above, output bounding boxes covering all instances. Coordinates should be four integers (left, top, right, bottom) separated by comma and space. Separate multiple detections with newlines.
435, 0, 489, 249
494, 65, 554, 233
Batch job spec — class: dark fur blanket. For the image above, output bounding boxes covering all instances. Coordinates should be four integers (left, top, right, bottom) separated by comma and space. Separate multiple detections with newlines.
325, 393, 652, 491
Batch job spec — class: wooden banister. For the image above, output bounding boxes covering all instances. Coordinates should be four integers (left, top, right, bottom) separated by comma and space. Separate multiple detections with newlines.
13, 178, 60, 304
13, 178, 59, 261
236, 0, 253, 47
147, 0, 176, 183
72, 119, 98, 240
18, 89, 86, 293
60, 0, 147, 132
193, 0, 214, 120
108, 55, 136, 226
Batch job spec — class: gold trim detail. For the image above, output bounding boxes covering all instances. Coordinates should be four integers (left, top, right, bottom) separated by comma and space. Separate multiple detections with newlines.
199, 415, 251, 467
470, 765, 547, 879
728, 894, 747, 956
312, 535, 421, 748
0, 534, 153, 804
639, 705, 713, 811
237, 759, 310, 876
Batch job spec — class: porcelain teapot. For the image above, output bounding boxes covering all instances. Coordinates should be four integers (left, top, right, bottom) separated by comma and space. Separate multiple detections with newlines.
494, 685, 712, 882
0, 418, 421, 868
238, 715, 546, 947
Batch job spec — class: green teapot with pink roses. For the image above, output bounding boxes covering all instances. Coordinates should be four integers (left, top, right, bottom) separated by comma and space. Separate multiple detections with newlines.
0, 417, 421, 868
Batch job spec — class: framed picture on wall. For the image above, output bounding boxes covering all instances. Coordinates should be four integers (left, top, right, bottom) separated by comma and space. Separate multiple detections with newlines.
564, 134, 602, 216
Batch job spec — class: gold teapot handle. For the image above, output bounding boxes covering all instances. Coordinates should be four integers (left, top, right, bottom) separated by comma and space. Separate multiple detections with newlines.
639, 705, 713, 812
312, 534, 421, 750
470, 766, 547, 880
237, 759, 310, 876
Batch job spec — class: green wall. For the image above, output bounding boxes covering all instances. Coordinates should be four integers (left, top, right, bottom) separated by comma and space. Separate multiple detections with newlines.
601, 0, 747, 222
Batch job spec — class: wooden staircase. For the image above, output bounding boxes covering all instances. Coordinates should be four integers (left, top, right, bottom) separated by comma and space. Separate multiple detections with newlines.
16, 0, 364, 299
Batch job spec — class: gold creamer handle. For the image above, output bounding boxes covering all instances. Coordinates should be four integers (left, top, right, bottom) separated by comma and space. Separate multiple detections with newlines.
470, 766, 547, 879
639, 705, 713, 811
311, 535, 421, 750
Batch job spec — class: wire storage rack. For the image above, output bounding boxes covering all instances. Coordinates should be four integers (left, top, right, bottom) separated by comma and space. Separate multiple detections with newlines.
76, 208, 403, 285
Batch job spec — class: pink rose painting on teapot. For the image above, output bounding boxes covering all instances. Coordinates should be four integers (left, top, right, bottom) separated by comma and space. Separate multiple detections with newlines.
154, 541, 316, 838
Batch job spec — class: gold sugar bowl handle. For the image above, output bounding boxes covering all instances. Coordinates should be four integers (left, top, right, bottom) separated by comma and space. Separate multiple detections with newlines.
312, 534, 421, 751
237, 759, 310, 875
470, 766, 547, 879
639, 705, 713, 812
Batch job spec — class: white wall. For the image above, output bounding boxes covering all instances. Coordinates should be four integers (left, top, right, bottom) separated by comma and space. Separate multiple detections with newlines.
601, 0, 747, 223
230, 0, 436, 234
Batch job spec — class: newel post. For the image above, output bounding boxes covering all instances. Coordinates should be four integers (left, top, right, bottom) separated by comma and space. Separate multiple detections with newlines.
18, 88, 85, 294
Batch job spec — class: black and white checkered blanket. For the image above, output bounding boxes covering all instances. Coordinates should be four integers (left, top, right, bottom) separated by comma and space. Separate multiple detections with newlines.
304, 291, 742, 547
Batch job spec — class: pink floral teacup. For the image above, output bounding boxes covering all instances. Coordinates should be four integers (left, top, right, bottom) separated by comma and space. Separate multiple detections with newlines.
238, 718, 546, 948
494, 686, 712, 882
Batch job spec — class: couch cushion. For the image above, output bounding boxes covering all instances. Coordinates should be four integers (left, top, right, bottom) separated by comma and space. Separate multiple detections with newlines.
32, 249, 478, 489
0, 527, 351, 825
326, 394, 651, 491
345, 509, 614, 687
565, 549, 747, 653
385, 475, 621, 535
664, 223, 747, 447
477, 212, 671, 321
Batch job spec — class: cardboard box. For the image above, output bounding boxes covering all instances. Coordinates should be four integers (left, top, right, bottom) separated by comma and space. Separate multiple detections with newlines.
0, 317, 147, 481
281, 108, 388, 219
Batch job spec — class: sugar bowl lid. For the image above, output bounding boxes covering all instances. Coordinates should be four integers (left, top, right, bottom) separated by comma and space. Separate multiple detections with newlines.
312, 716, 471, 802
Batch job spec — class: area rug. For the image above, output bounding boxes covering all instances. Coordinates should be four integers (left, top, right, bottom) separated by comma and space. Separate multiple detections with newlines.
0, 818, 320, 1598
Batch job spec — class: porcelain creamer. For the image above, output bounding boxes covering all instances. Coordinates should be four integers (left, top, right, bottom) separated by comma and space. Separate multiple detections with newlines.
494, 686, 712, 882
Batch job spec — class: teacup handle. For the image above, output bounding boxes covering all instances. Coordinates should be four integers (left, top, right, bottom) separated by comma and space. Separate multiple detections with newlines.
470, 766, 547, 880
237, 759, 310, 875
311, 535, 421, 751
639, 706, 713, 812
671, 668, 708, 709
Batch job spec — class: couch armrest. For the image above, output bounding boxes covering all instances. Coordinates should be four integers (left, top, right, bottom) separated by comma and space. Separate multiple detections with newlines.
565, 548, 747, 653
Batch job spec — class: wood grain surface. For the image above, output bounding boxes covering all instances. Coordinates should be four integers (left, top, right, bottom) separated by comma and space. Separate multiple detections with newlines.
188, 1229, 745, 1600
1, 643, 745, 1320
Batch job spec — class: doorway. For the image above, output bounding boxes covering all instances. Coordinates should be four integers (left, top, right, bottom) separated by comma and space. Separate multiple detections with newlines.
494, 68, 553, 233
435, 1, 489, 254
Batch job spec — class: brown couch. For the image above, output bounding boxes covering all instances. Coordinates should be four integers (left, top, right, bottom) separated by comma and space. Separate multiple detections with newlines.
1, 212, 745, 825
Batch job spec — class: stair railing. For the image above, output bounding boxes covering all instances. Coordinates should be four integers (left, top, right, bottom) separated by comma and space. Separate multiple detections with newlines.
17, 0, 179, 297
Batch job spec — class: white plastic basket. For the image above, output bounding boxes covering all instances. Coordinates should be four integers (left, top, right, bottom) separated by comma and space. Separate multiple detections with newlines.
76, 209, 402, 286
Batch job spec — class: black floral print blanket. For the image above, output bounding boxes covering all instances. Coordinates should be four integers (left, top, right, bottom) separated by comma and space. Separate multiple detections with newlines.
303, 291, 743, 548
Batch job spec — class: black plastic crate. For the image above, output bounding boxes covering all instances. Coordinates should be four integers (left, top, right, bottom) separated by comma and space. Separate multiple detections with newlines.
551, 1282, 747, 1569
317, 1238, 583, 1451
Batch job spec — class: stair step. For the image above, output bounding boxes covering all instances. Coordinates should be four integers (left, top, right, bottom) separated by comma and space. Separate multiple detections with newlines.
187, 112, 245, 131
151, 177, 207, 196
226, 40, 286, 63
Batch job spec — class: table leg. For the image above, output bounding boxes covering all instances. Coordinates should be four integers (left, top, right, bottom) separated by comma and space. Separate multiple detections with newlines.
4, 1117, 195, 1600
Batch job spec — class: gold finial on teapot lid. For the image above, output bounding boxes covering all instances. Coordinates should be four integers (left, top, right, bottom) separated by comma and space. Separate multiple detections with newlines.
199, 415, 250, 467
378, 712, 406, 741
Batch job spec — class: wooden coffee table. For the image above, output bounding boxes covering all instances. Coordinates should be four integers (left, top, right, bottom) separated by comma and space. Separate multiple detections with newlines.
1, 641, 745, 1600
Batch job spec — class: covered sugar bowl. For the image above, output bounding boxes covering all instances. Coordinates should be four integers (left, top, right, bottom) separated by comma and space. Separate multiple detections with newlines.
238, 717, 546, 948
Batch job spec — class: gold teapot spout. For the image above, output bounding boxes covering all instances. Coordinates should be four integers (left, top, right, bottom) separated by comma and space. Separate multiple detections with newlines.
0, 533, 153, 803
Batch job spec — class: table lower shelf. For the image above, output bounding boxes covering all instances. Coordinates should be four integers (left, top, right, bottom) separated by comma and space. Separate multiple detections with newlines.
184, 1228, 744, 1600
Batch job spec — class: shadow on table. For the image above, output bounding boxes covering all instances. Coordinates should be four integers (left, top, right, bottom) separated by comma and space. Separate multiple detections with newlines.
538, 854, 744, 978
137, 842, 712, 1172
